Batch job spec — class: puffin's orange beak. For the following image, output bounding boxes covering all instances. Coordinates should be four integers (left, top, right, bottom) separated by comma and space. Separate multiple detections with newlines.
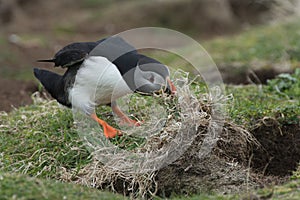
166, 77, 177, 95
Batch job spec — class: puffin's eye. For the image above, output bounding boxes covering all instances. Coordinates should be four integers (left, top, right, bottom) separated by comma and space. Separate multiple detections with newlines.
149, 74, 154, 83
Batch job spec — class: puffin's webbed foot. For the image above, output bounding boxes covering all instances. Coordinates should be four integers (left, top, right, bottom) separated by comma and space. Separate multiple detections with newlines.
91, 113, 122, 138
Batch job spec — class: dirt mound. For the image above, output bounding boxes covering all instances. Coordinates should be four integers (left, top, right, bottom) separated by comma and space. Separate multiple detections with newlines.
57, 79, 259, 198
57, 76, 299, 198
69, 121, 258, 198
154, 122, 257, 196
67, 114, 299, 199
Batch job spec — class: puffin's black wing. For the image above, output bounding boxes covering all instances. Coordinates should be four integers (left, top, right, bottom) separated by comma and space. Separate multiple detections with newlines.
38, 49, 88, 68
89, 36, 137, 60
37, 37, 138, 68
37, 41, 103, 68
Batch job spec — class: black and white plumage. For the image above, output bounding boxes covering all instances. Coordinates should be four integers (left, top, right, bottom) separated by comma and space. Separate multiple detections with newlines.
34, 36, 176, 138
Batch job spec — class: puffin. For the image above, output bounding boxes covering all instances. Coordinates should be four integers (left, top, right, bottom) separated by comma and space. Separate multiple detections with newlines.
34, 36, 176, 139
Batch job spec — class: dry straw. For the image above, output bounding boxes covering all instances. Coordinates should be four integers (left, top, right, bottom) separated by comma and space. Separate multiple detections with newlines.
68, 72, 259, 198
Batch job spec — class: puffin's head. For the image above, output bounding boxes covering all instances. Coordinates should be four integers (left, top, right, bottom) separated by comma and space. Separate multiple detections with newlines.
134, 59, 176, 96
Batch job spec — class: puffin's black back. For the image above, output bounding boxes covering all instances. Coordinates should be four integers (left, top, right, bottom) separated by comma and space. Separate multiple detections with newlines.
37, 39, 106, 67
38, 36, 160, 74
34, 36, 166, 106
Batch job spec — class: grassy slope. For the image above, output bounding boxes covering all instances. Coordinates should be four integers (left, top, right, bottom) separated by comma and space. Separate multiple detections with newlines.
1, 20, 300, 199
0, 173, 126, 200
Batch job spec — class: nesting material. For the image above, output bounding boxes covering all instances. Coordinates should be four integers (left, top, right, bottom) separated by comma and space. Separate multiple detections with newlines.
68, 74, 259, 198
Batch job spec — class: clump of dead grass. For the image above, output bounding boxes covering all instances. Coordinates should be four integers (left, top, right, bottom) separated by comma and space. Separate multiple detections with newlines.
63, 72, 259, 198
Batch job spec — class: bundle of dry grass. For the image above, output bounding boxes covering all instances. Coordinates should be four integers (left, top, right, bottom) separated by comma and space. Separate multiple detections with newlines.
64, 73, 259, 198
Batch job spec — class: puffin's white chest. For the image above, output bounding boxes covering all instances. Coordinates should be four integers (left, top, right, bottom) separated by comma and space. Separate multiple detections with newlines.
68, 56, 132, 114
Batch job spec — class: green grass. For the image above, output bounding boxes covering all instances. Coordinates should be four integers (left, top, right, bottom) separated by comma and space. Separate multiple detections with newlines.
0, 99, 91, 179
0, 172, 126, 200
227, 69, 300, 128
251, 179, 300, 200
266, 68, 300, 99
2, 172, 300, 200
203, 19, 300, 66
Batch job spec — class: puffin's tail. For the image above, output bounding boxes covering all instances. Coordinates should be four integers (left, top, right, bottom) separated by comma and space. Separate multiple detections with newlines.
33, 68, 62, 98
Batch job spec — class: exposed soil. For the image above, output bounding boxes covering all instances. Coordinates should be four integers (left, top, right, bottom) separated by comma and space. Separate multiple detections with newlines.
220, 65, 292, 85
0, 79, 37, 112
74, 120, 300, 197
251, 123, 300, 176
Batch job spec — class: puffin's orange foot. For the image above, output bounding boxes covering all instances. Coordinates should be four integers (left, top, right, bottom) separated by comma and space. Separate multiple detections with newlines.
90, 113, 122, 139
103, 124, 122, 139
